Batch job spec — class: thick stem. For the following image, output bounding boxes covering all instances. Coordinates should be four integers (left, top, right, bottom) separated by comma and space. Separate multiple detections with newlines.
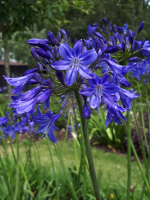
127, 110, 131, 200
74, 90, 101, 200
2, 32, 12, 99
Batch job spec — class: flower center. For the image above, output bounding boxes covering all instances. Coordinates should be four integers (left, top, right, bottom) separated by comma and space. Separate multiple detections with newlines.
96, 84, 103, 96
72, 58, 80, 70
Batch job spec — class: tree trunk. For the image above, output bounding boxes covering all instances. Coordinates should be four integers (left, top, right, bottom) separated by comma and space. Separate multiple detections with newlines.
2, 32, 12, 100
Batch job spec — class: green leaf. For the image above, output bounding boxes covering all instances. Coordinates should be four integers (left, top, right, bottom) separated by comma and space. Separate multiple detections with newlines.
106, 128, 113, 140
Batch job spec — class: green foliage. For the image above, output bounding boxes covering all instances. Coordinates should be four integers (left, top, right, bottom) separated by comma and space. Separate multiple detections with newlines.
88, 108, 126, 149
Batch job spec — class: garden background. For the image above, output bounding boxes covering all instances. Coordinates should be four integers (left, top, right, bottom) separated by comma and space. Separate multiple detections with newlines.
0, 0, 150, 199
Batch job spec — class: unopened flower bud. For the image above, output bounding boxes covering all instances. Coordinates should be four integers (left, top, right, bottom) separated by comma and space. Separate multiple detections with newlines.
56, 70, 64, 83
54, 46, 60, 59
47, 31, 56, 46
37, 62, 43, 72
34, 73, 42, 84
138, 21, 144, 33
31, 47, 39, 61
83, 103, 91, 119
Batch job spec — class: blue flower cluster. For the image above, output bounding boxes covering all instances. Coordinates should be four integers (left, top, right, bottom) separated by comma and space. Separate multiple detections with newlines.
4, 19, 149, 143
0, 112, 35, 139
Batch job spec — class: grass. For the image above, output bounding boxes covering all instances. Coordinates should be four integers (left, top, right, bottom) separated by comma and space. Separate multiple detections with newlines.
0, 138, 144, 191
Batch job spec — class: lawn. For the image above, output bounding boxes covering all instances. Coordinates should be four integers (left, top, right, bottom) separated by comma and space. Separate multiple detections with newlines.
0, 138, 143, 190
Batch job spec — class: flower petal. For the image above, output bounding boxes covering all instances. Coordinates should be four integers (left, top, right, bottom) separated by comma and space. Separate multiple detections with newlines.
73, 40, 82, 58
80, 87, 95, 96
79, 49, 97, 65
52, 60, 70, 70
59, 43, 74, 61
47, 128, 57, 143
65, 67, 78, 86
90, 94, 99, 109
79, 65, 94, 79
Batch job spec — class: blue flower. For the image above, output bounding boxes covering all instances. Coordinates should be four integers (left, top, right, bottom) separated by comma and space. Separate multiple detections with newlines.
0, 117, 8, 126
118, 88, 140, 108
31, 107, 60, 143
4, 125, 16, 139
4, 73, 34, 95
106, 103, 127, 126
52, 40, 97, 86
87, 24, 96, 36
80, 74, 119, 109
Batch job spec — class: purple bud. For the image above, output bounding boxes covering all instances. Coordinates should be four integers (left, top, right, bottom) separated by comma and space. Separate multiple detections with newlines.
34, 73, 42, 84
37, 62, 43, 72
54, 46, 60, 59
131, 41, 135, 52
5, 112, 9, 118
45, 66, 51, 74
23, 68, 38, 76
47, 31, 56, 46
78, 123, 80, 128
121, 41, 125, 53
102, 18, 107, 26
61, 29, 66, 35
69, 111, 72, 115
58, 100, 62, 103
138, 21, 144, 33
78, 76, 84, 85
93, 23, 98, 27
67, 30, 70, 38
35, 47, 51, 59
104, 45, 120, 53
93, 31, 103, 39
68, 125, 72, 133
31, 47, 39, 61
73, 124, 76, 127
128, 30, 132, 37
27, 38, 48, 46
37, 90, 52, 104
113, 24, 117, 32
128, 57, 139, 62
83, 103, 91, 119
57, 32, 61, 41
45, 78, 54, 89
132, 31, 136, 38
56, 70, 64, 83
74, 38, 77, 44
37, 42, 50, 51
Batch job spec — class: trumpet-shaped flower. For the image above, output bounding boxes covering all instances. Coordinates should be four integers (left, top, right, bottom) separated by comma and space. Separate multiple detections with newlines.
31, 107, 60, 143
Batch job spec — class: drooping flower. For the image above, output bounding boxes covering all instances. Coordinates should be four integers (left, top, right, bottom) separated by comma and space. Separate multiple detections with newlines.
4, 73, 34, 95
31, 107, 60, 143
52, 40, 97, 86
